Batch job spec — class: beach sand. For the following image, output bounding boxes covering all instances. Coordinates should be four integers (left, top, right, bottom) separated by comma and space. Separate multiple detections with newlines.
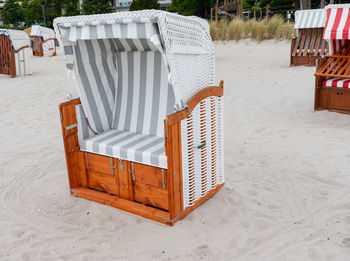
0, 40, 350, 260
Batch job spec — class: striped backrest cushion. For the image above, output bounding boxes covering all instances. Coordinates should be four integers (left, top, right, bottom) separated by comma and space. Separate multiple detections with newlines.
112, 50, 175, 137
74, 39, 117, 133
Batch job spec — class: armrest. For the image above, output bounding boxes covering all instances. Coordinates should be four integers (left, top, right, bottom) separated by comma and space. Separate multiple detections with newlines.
165, 81, 224, 126
316, 57, 328, 71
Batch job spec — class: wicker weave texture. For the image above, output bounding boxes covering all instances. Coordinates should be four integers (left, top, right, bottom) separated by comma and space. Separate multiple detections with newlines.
54, 10, 215, 107
181, 96, 224, 208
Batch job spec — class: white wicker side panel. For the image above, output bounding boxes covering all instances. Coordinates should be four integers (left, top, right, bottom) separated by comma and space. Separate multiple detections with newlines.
15, 48, 32, 76
181, 96, 224, 209
42, 39, 56, 56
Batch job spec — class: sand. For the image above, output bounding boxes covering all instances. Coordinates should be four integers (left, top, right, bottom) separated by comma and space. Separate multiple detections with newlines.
0, 40, 350, 260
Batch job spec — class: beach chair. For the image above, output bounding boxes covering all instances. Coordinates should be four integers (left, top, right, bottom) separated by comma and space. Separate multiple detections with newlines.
315, 4, 350, 114
25, 25, 57, 57
54, 10, 225, 225
0, 29, 32, 77
291, 9, 328, 66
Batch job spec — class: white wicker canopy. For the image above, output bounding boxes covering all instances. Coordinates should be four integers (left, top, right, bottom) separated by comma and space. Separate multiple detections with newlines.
0, 29, 30, 51
30, 25, 55, 40
294, 9, 326, 29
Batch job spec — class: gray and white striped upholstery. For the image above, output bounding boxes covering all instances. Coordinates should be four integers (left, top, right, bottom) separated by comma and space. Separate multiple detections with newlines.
80, 129, 167, 169
70, 30, 174, 168
76, 104, 96, 143
113, 51, 175, 137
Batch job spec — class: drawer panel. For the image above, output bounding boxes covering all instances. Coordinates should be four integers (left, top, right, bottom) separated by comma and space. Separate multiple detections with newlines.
134, 183, 168, 210
329, 89, 350, 110
88, 170, 118, 195
86, 153, 113, 175
134, 163, 166, 188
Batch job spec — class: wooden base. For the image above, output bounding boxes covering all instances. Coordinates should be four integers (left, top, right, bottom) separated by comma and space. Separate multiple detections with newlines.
315, 85, 350, 115
60, 97, 224, 225
290, 55, 319, 66
70, 184, 223, 226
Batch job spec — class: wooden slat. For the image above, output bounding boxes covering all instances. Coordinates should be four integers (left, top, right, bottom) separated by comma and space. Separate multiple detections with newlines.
302, 28, 312, 56
117, 159, 133, 200
314, 29, 322, 56
310, 28, 317, 55
292, 36, 300, 56
299, 29, 307, 56
70, 187, 171, 225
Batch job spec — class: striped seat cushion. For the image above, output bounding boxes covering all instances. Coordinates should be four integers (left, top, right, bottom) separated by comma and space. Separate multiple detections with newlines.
80, 129, 167, 169
322, 78, 350, 88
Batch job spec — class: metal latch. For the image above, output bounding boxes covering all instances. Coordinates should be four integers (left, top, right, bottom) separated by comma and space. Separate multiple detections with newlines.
162, 169, 166, 189
85, 152, 89, 170
193, 141, 206, 150
110, 158, 116, 176
119, 159, 124, 170
128, 162, 136, 182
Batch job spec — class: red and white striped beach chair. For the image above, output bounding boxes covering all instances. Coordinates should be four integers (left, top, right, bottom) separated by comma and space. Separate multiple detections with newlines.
315, 4, 350, 114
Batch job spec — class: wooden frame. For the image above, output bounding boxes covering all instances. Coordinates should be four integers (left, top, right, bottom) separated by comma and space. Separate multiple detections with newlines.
314, 41, 350, 114
291, 28, 328, 66
0, 33, 30, 78
59, 83, 224, 225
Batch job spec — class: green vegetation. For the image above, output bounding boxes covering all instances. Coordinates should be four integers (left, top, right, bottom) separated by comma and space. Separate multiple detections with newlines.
2, 0, 24, 27
210, 17, 295, 42
129, 0, 158, 11
82, 0, 114, 15
169, 0, 214, 17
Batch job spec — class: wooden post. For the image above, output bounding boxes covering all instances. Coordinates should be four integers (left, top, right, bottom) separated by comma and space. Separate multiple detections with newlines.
10, 52, 16, 78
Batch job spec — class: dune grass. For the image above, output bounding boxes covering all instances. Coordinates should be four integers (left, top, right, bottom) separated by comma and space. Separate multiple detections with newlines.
209, 17, 295, 42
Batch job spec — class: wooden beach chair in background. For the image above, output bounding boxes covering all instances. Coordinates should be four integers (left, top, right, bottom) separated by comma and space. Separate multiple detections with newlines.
291, 9, 328, 66
315, 4, 350, 114
0, 29, 32, 77
54, 10, 225, 225
25, 25, 56, 57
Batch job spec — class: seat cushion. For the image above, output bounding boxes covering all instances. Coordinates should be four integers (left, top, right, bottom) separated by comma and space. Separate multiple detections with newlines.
322, 78, 350, 88
80, 129, 167, 169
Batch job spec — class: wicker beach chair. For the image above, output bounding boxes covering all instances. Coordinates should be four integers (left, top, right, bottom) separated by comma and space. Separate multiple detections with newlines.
26, 25, 57, 57
0, 29, 32, 77
315, 4, 350, 114
54, 10, 225, 225
291, 9, 328, 66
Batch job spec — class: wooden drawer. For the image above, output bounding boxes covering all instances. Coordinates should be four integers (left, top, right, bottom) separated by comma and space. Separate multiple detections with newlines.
86, 153, 113, 175
134, 163, 166, 189
329, 89, 350, 110
88, 170, 118, 195
132, 163, 168, 210
86, 153, 118, 195
134, 183, 168, 210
